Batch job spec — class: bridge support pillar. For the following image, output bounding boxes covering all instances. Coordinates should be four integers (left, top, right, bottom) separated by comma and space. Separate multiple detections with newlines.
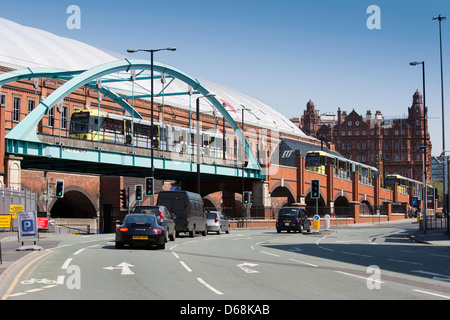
349, 201, 360, 223
251, 180, 271, 219
6, 155, 21, 189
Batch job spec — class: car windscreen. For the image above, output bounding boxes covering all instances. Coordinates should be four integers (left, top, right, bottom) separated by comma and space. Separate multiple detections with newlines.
206, 212, 217, 219
125, 215, 156, 225
278, 208, 299, 218
134, 207, 158, 215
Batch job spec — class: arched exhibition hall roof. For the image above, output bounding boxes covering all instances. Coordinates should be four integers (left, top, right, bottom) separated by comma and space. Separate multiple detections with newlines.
0, 17, 311, 139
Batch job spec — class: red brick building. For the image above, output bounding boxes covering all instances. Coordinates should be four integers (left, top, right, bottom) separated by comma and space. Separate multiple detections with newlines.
295, 90, 432, 184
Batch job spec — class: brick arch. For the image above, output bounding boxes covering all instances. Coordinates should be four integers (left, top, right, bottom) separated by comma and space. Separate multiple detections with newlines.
270, 181, 296, 205
49, 185, 98, 218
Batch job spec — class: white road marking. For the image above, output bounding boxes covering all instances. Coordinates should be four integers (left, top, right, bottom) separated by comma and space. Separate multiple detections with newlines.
413, 289, 450, 299
179, 261, 192, 272
197, 278, 223, 295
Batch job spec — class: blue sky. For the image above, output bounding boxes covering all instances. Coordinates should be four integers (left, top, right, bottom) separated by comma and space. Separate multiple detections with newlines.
2, 0, 450, 156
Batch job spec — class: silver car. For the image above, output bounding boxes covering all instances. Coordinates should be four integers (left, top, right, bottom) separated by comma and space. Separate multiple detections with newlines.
206, 211, 230, 235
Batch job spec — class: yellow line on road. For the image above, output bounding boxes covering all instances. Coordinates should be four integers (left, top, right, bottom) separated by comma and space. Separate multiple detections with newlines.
1, 250, 53, 300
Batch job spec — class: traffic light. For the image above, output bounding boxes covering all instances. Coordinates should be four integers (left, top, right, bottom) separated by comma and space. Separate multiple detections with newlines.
311, 179, 320, 199
145, 177, 154, 196
55, 180, 64, 198
120, 189, 127, 209
243, 191, 252, 205
135, 185, 143, 201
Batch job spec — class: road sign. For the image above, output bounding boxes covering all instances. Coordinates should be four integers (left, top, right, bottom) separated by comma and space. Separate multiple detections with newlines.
0, 215, 11, 228
313, 214, 320, 231
18, 211, 38, 241
10, 205, 24, 219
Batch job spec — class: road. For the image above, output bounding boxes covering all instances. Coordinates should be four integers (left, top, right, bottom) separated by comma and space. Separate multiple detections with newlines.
1, 220, 450, 303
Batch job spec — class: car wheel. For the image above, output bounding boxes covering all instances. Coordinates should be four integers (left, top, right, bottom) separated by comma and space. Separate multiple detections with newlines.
202, 226, 207, 236
217, 227, 221, 235
115, 241, 124, 249
156, 242, 165, 250
169, 228, 176, 241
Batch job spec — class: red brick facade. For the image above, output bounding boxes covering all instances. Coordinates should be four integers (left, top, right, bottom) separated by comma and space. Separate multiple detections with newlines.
297, 90, 432, 184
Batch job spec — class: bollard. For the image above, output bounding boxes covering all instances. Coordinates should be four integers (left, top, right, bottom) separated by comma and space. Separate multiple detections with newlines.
313, 215, 320, 232
324, 214, 330, 231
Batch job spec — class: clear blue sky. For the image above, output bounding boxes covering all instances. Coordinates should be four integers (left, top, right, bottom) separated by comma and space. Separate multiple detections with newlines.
2, 0, 450, 155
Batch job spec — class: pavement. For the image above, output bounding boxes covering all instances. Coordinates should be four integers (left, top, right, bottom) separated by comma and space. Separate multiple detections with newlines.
409, 227, 450, 246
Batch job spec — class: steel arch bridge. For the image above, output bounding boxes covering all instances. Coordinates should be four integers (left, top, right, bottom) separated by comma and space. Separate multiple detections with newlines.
2, 59, 263, 180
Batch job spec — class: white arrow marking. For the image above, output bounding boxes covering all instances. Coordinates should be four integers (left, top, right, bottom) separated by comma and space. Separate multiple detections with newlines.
103, 262, 135, 275
237, 262, 259, 274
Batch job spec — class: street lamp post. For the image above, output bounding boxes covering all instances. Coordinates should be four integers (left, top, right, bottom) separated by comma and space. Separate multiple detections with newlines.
240, 105, 251, 226
196, 94, 216, 194
410, 61, 428, 233
433, 14, 448, 232
127, 47, 176, 204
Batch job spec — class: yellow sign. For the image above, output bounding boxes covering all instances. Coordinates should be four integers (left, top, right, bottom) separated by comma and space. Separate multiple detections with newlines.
0, 215, 11, 228
10, 205, 24, 219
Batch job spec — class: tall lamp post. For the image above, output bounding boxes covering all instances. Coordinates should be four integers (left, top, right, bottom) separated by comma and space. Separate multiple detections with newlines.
410, 61, 428, 233
196, 94, 216, 194
433, 14, 448, 232
127, 47, 176, 204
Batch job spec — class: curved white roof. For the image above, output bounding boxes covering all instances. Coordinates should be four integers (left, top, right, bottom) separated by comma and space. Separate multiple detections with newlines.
0, 18, 311, 139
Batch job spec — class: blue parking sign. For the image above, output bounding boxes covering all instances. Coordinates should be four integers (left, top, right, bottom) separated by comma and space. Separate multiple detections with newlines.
18, 211, 38, 240
22, 219, 34, 233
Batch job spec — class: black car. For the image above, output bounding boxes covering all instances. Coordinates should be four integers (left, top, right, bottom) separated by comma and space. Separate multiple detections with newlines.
276, 207, 311, 233
116, 214, 166, 249
132, 205, 176, 241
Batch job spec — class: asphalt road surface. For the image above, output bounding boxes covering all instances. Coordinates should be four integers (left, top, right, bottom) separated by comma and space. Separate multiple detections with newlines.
1, 220, 450, 303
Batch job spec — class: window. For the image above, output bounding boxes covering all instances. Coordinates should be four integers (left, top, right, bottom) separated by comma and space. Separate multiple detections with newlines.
61, 106, 68, 129
0, 94, 5, 107
28, 99, 35, 114
48, 106, 55, 127
13, 97, 21, 122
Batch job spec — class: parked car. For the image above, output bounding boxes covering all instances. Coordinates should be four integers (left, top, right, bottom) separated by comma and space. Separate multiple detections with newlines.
132, 205, 176, 241
157, 190, 207, 237
115, 214, 166, 249
206, 211, 230, 235
276, 207, 311, 233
